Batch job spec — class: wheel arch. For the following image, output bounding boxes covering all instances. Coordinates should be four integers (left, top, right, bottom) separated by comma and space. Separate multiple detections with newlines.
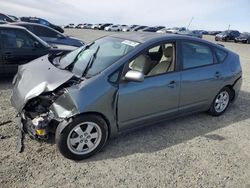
56, 111, 113, 141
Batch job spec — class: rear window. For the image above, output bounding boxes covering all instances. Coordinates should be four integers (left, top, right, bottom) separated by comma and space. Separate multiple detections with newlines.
215, 48, 227, 63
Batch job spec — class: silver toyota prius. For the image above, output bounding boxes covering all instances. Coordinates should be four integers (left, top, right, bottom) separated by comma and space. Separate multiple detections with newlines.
11, 32, 242, 160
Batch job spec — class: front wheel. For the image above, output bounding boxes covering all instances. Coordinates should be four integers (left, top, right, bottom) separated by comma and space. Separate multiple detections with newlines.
208, 87, 231, 116
56, 115, 108, 160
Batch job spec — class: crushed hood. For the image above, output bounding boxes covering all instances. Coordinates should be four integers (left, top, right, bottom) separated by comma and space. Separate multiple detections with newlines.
11, 55, 74, 112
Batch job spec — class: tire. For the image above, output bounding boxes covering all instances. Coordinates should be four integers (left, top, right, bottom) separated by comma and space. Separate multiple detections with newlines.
56, 114, 108, 160
208, 87, 232, 116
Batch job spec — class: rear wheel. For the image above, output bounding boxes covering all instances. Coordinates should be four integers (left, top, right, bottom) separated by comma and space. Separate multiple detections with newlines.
208, 87, 231, 116
56, 114, 108, 160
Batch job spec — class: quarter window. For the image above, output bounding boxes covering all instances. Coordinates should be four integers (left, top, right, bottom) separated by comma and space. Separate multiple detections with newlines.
215, 48, 227, 63
181, 42, 213, 69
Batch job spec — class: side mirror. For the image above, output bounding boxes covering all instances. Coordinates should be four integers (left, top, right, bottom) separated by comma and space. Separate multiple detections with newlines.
124, 70, 144, 82
33, 41, 41, 48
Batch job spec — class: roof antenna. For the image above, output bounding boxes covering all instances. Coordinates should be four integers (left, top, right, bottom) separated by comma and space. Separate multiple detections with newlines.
187, 17, 194, 30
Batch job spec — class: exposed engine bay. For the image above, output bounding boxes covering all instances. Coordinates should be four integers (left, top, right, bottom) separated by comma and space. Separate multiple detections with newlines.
19, 77, 81, 140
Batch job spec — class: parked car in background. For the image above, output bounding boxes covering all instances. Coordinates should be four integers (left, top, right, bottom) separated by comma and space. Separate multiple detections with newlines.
0, 20, 8, 24
84, 24, 93, 29
208, 31, 222, 35
193, 30, 208, 35
8, 15, 20, 21
104, 24, 122, 31
64, 23, 75, 28
122, 25, 138, 32
234, 32, 250, 44
177, 30, 203, 38
11, 32, 242, 160
0, 25, 75, 75
156, 28, 170, 33
20, 17, 64, 33
0, 13, 15, 22
215, 30, 241, 42
91, 24, 101, 30
10, 22, 84, 47
139, 26, 165, 32
131, 25, 148, 31
75, 24, 84, 29
166, 27, 187, 34
98, 23, 112, 30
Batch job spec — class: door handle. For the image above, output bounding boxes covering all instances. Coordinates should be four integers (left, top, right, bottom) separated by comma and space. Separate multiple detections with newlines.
167, 81, 176, 88
214, 71, 221, 79
4, 52, 13, 59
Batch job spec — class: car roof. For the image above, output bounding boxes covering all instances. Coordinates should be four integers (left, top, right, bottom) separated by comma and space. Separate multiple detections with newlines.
110, 32, 229, 52
0, 24, 26, 30
111, 32, 202, 43
9, 21, 49, 28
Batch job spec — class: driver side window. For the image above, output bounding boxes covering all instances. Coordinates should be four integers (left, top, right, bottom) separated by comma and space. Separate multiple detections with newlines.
1, 29, 36, 49
128, 42, 175, 77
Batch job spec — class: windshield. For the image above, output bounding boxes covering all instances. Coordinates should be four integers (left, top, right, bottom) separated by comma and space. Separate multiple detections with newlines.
60, 36, 139, 77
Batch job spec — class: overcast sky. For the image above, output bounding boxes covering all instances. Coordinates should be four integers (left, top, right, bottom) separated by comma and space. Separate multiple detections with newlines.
0, 0, 249, 32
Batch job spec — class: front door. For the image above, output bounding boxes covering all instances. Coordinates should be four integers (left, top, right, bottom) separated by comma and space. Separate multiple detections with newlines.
117, 42, 181, 130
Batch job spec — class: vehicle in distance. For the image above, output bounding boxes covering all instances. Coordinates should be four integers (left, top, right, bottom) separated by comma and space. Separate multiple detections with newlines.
20, 17, 64, 33
139, 26, 165, 32
166, 27, 187, 34
11, 32, 242, 160
176, 30, 202, 38
0, 13, 15, 22
65, 24, 75, 28
234, 32, 250, 44
0, 25, 76, 75
122, 25, 138, 32
131, 25, 148, 31
215, 30, 241, 42
10, 22, 84, 47
104, 24, 122, 31
98, 23, 113, 30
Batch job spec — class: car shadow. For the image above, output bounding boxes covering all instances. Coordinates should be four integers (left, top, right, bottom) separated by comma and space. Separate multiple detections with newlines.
83, 90, 250, 162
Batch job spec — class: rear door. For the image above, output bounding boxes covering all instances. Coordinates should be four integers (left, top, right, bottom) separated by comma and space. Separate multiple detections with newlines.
179, 41, 224, 113
1, 28, 48, 74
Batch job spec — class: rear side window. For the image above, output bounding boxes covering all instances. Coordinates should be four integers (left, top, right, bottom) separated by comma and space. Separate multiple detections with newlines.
181, 42, 213, 69
33, 26, 58, 38
215, 48, 227, 62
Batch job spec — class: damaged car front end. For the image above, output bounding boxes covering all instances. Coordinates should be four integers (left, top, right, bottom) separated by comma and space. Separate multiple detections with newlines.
11, 55, 81, 140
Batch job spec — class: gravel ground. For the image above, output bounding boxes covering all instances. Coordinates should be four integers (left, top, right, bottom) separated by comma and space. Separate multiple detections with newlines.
1, 29, 250, 188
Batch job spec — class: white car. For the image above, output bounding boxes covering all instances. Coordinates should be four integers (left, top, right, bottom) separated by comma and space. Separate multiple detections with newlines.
91, 24, 101, 30
156, 28, 169, 33
166, 27, 187, 34
104, 25, 122, 31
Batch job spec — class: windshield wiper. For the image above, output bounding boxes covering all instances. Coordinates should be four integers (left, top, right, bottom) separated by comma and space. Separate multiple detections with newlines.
82, 46, 100, 77
65, 42, 95, 70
